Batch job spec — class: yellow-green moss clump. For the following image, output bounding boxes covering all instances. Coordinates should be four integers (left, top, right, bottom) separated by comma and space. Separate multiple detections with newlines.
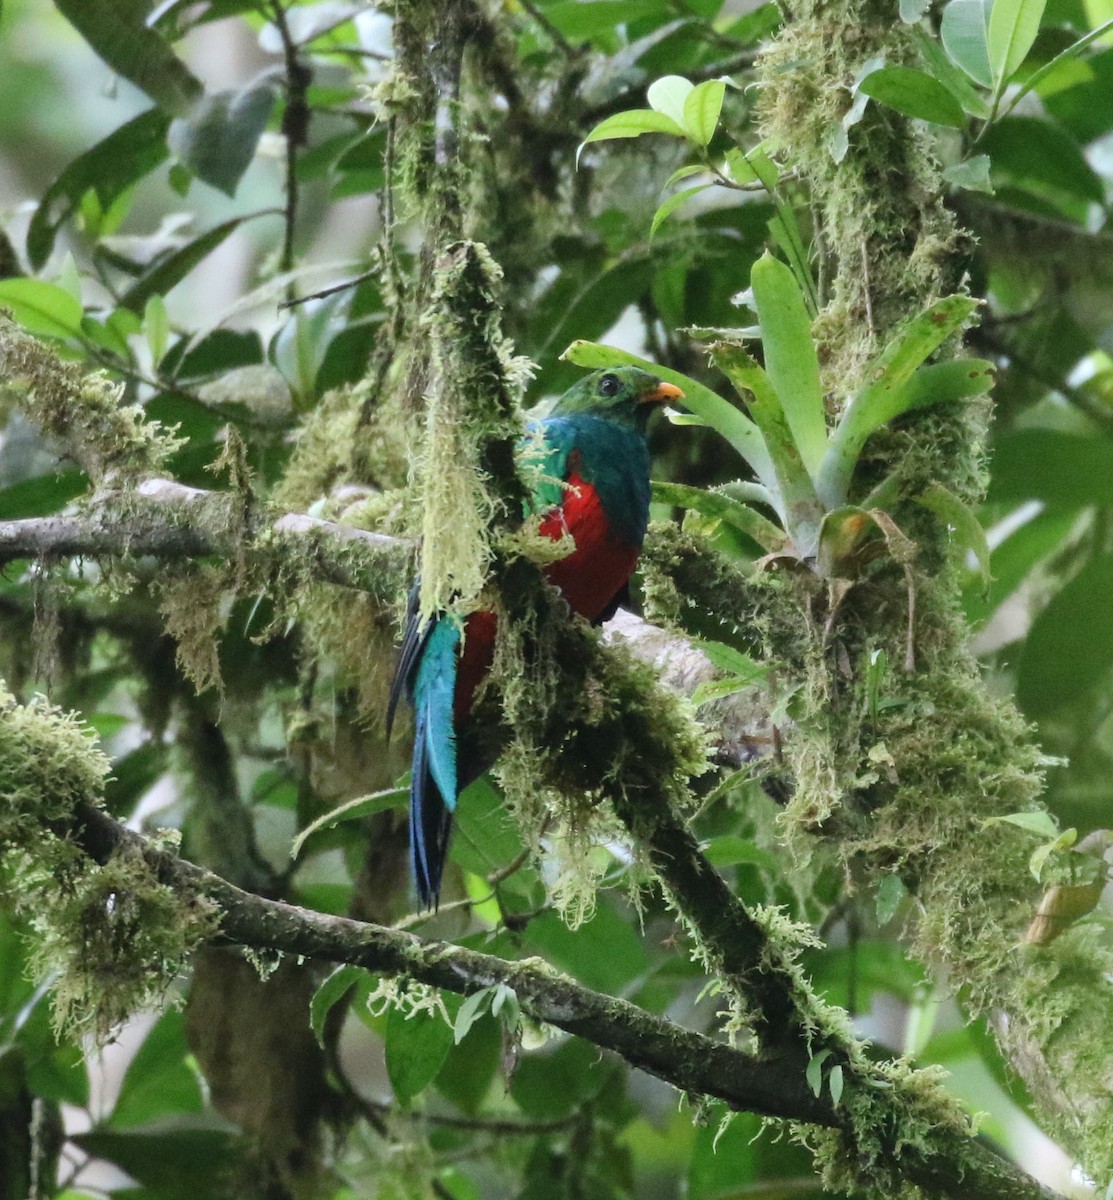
0, 315, 182, 485
0, 684, 217, 1040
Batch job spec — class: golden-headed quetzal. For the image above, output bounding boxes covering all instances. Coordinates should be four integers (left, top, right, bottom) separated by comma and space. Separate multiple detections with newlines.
388, 366, 682, 908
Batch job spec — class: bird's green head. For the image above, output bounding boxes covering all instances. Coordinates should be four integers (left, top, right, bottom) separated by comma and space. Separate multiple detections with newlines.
551, 366, 683, 432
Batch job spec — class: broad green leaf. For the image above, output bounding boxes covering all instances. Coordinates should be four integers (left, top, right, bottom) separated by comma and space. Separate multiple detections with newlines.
652, 480, 788, 551
109, 1010, 202, 1129
858, 65, 967, 127
74, 1127, 243, 1194
1018, 553, 1113, 716
817, 301, 983, 506
647, 75, 695, 126
54, 0, 203, 115
650, 184, 713, 238
290, 787, 408, 859
665, 164, 709, 187
982, 810, 1060, 837
980, 116, 1104, 207
561, 340, 778, 497
941, 0, 994, 87
916, 28, 992, 117
0, 279, 83, 340
577, 110, 685, 164
386, 1004, 455, 1103
683, 79, 727, 146
987, 0, 1048, 86
169, 84, 277, 196
25, 110, 167, 270
1004, 16, 1113, 114
750, 253, 827, 477
310, 965, 366, 1046
916, 482, 991, 586
987, 429, 1113, 507
943, 155, 995, 193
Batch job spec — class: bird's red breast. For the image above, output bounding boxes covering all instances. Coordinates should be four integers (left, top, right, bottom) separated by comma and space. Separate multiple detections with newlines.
453, 463, 638, 723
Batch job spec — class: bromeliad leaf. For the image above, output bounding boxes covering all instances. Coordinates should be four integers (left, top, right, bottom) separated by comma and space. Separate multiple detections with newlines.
750, 253, 827, 478
652, 481, 789, 553
817, 298, 985, 507
916, 482, 991, 588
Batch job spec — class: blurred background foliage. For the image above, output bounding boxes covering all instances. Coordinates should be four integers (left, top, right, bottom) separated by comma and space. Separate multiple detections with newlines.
1, 0, 1113, 1198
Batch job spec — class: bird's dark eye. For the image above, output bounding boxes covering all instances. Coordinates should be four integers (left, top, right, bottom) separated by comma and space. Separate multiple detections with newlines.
598, 373, 621, 397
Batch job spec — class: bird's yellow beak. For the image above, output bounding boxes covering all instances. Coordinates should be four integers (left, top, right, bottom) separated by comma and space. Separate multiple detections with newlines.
640, 380, 685, 405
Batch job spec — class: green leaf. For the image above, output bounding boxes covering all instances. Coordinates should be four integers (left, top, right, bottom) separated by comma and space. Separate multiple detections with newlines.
122, 215, 260, 313
987, 0, 1048, 86
1004, 16, 1113, 115
1029, 828, 1077, 882
0, 279, 83, 340
560, 340, 778, 497
291, 787, 408, 859
386, 1003, 455, 1104
829, 1064, 844, 1106
900, 0, 931, 19
987, 430, 1113, 507
916, 482, 991, 587
916, 27, 993, 117
750, 253, 827, 477
875, 874, 906, 925
650, 184, 713, 238
701, 836, 777, 869
710, 342, 825, 553
168, 84, 277, 197
109, 1010, 202, 1129
941, 0, 994, 87
578, 110, 684, 164
651, 480, 788, 552
858, 65, 967, 127
683, 79, 727, 146
982, 810, 1060, 838
54, 0, 203, 115
806, 1049, 831, 1097
309, 965, 366, 1047
943, 155, 995, 193
1017, 553, 1113, 717
453, 987, 495, 1044
647, 75, 695, 126
144, 294, 170, 366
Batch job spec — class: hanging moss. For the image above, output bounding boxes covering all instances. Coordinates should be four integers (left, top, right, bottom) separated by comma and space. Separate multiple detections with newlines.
0, 685, 216, 1040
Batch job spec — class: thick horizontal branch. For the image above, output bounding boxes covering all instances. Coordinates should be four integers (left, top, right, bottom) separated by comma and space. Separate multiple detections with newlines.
66, 804, 1063, 1200
0, 479, 771, 765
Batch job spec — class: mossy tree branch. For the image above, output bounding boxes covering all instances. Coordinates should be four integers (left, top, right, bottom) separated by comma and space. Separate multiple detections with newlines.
30, 796, 1060, 1200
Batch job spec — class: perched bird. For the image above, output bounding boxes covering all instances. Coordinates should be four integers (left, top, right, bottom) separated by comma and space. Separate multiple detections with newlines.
388, 366, 682, 908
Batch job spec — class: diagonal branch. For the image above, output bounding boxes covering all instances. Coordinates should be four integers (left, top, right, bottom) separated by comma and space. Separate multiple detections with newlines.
63, 803, 1062, 1200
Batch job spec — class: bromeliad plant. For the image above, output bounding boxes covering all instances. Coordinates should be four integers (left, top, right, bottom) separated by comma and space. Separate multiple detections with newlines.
563, 252, 994, 582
